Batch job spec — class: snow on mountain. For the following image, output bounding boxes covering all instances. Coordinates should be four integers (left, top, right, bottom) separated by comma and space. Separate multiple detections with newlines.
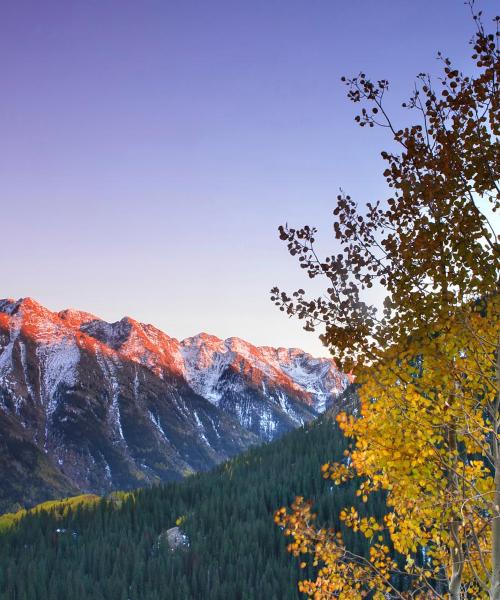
0, 297, 350, 511
180, 333, 231, 406
180, 334, 349, 421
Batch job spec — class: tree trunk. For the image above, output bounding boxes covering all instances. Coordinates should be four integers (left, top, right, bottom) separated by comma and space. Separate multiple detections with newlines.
447, 425, 464, 599
489, 341, 500, 600
490, 466, 500, 600
449, 520, 464, 600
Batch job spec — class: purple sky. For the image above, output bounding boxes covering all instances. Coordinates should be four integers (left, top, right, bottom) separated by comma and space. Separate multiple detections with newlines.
0, 0, 489, 356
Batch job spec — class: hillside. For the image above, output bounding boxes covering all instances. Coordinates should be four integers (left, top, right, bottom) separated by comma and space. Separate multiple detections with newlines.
0, 415, 384, 600
0, 297, 350, 512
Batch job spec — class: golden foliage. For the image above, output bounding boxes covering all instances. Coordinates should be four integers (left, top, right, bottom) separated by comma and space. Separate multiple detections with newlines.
273, 6, 499, 598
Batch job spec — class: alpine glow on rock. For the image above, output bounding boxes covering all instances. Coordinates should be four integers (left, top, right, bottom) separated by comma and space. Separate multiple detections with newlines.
0, 297, 351, 511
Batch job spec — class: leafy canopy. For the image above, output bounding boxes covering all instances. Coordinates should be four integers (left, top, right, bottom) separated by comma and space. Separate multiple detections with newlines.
273, 5, 499, 598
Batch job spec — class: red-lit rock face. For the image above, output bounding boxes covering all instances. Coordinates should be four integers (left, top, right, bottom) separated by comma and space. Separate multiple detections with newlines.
0, 297, 350, 511
0, 297, 347, 413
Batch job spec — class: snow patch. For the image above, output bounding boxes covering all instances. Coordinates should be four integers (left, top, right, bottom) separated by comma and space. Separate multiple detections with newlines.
193, 410, 210, 446
35, 339, 80, 445
149, 410, 169, 442
95, 349, 125, 443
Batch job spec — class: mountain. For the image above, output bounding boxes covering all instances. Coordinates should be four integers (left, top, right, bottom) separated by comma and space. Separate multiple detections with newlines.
0, 416, 385, 600
0, 297, 350, 511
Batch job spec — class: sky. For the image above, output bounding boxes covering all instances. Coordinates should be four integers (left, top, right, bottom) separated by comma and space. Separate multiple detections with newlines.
0, 0, 494, 356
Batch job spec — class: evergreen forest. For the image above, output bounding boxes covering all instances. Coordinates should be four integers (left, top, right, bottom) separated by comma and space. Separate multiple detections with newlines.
0, 417, 388, 600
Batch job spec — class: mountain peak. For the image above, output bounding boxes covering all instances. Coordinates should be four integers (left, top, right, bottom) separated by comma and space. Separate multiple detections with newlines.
0, 296, 44, 315
182, 331, 223, 345
0, 295, 349, 509
58, 308, 100, 328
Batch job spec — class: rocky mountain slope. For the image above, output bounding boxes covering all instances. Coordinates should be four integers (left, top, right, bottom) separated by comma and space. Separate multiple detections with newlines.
0, 297, 349, 510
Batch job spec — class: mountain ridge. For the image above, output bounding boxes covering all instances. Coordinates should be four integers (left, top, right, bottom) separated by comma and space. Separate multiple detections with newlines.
0, 297, 350, 511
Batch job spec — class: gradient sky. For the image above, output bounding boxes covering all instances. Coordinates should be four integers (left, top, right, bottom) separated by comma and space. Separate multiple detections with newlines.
0, 0, 492, 356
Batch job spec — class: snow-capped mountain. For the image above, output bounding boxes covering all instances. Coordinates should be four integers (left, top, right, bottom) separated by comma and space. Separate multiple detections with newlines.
0, 297, 350, 511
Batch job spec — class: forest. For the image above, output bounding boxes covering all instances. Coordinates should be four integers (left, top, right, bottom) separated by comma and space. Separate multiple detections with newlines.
0, 415, 389, 600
